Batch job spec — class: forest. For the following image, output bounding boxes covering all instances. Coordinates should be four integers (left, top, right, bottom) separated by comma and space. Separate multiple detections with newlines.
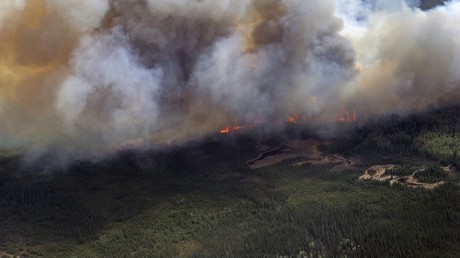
0, 106, 459, 257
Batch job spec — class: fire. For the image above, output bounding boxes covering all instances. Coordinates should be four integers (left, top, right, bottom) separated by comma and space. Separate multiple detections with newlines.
287, 110, 358, 125
220, 125, 243, 134
287, 115, 299, 124
335, 110, 358, 123
219, 110, 359, 134
220, 126, 230, 134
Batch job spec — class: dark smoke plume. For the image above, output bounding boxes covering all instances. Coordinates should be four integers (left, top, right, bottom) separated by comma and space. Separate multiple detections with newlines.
0, 0, 458, 163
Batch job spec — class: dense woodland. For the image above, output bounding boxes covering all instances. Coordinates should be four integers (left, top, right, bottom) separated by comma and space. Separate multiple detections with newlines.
0, 105, 459, 257
327, 106, 460, 166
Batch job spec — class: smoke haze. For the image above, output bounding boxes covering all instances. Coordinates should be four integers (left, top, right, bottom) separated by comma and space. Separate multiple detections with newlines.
0, 0, 459, 162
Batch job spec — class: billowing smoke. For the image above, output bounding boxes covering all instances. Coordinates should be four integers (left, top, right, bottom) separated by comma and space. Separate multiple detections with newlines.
0, 0, 458, 163
338, 0, 460, 114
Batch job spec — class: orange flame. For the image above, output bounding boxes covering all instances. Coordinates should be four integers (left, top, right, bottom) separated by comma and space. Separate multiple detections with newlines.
219, 110, 359, 134
220, 126, 230, 134
220, 125, 243, 134
336, 110, 358, 123
287, 115, 299, 124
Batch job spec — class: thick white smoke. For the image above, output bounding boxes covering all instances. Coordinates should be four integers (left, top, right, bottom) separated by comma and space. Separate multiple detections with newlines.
337, 0, 460, 114
56, 29, 162, 144
0, 0, 458, 163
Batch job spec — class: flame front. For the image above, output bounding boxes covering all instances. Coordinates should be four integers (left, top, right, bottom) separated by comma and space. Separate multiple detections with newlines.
219, 110, 360, 134
220, 125, 243, 134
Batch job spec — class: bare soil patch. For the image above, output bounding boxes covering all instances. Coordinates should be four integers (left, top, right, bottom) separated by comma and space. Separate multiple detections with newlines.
441, 164, 457, 175
360, 165, 446, 190
359, 165, 397, 181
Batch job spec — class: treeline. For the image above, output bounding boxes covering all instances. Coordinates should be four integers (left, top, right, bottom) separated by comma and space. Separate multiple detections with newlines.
326, 106, 460, 165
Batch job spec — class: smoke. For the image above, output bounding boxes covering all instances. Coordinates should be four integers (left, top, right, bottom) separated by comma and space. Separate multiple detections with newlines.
0, 0, 458, 163
338, 0, 460, 114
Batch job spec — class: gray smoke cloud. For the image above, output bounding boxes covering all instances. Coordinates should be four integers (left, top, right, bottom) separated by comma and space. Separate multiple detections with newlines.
0, 0, 458, 163
338, 0, 460, 114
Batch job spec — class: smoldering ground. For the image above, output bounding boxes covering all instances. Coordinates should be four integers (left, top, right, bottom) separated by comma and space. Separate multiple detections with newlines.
0, 0, 459, 165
